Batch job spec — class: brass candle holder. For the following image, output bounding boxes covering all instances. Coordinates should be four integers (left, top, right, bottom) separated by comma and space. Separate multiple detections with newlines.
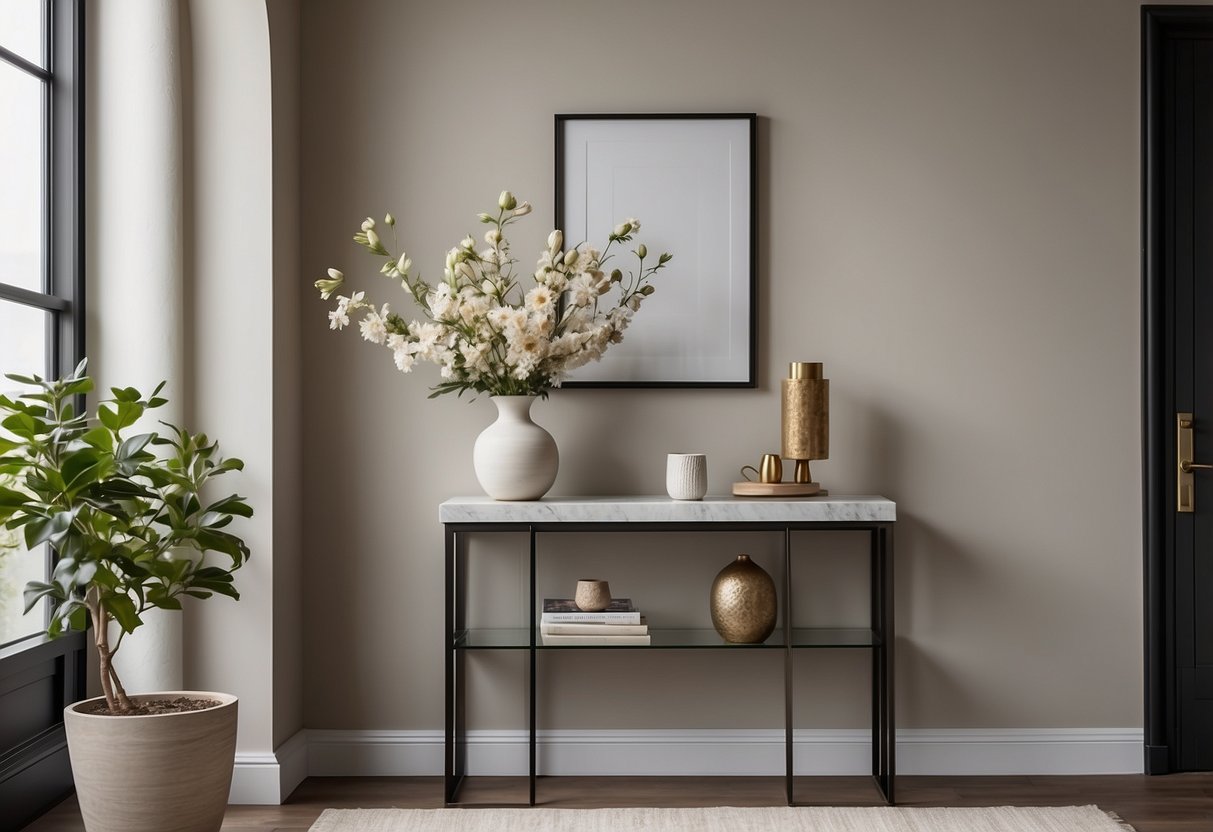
781, 361, 829, 488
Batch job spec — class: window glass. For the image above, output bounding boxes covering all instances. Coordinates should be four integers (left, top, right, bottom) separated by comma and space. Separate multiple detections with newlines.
0, 60, 45, 292
0, 302, 48, 386
0, 539, 47, 647
0, 302, 49, 646
0, 0, 46, 69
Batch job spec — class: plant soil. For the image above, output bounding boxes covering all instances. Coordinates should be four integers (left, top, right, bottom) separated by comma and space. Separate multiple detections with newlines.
77, 696, 222, 716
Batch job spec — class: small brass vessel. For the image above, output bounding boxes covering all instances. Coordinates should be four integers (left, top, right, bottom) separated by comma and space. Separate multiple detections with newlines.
709, 554, 777, 643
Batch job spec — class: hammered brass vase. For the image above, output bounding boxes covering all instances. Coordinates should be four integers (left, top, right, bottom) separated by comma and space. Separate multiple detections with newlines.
710, 554, 777, 643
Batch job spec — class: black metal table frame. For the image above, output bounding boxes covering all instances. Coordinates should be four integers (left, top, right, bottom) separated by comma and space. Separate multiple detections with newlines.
444, 520, 895, 806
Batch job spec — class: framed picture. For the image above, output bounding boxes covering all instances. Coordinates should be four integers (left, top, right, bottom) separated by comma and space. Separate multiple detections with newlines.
555, 113, 756, 388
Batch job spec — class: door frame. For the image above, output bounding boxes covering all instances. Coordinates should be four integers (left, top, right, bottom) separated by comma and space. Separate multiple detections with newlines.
1142, 4, 1213, 775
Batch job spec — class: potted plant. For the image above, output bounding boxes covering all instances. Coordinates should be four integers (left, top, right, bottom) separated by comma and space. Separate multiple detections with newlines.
0, 360, 252, 832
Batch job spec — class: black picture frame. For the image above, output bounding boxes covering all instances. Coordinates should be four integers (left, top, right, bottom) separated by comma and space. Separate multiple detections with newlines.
554, 113, 757, 388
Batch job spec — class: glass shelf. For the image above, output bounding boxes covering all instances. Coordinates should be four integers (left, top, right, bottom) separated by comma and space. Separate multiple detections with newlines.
454, 627, 878, 650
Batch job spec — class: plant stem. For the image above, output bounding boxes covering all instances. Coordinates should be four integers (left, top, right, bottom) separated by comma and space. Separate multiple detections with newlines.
87, 589, 132, 713
87, 592, 117, 712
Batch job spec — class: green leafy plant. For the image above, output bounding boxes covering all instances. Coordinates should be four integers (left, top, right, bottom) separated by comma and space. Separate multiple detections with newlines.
0, 360, 252, 714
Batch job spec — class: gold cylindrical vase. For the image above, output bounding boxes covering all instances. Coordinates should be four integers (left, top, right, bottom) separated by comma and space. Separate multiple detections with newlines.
781, 362, 829, 483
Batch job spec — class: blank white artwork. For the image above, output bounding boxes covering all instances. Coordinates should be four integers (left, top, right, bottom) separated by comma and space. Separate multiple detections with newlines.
559, 117, 752, 385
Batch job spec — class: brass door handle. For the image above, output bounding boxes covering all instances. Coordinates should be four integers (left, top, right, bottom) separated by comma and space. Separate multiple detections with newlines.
1179, 412, 1202, 512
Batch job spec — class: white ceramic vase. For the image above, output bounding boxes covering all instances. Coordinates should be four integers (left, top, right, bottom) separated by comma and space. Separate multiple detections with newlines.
473, 395, 558, 501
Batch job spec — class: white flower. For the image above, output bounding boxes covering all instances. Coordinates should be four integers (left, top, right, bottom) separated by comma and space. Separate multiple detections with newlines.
487, 306, 513, 330
485, 228, 502, 246
625, 217, 640, 232
428, 283, 456, 319
362, 217, 376, 231
566, 276, 595, 308
384, 213, 395, 226
460, 339, 489, 373
460, 235, 476, 251
525, 285, 555, 313
328, 291, 364, 329
388, 333, 415, 372
359, 304, 390, 344
513, 202, 532, 217
547, 230, 563, 253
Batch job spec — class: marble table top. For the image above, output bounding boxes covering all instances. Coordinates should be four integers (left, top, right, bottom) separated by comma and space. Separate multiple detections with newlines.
439, 495, 895, 524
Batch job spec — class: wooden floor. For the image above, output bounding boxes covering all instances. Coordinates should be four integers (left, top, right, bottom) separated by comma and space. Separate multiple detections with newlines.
21, 774, 1213, 831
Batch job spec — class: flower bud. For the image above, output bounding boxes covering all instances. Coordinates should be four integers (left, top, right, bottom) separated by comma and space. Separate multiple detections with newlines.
482, 279, 496, 295
548, 230, 563, 253
314, 268, 345, 300
498, 190, 517, 211
613, 223, 627, 237
478, 212, 494, 223
485, 229, 503, 245
659, 252, 673, 264
640, 284, 656, 295
446, 249, 458, 270
362, 217, 376, 231
564, 249, 580, 267
637, 244, 647, 259
397, 253, 411, 274
461, 235, 476, 250
366, 228, 387, 254
610, 269, 623, 283
384, 213, 395, 226
513, 201, 532, 217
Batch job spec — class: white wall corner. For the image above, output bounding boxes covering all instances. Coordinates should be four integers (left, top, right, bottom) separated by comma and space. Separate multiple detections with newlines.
301, 728, 1145, 779
230, 728, 311, 805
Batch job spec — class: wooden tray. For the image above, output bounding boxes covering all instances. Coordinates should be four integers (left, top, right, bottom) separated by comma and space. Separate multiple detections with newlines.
731, 481, 826, 497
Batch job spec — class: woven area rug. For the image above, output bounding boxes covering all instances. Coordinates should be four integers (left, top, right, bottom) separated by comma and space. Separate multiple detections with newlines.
308, 805, 1133, 831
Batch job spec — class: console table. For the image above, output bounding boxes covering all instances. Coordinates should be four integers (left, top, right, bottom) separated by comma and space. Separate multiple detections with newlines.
440, 495, 896, 806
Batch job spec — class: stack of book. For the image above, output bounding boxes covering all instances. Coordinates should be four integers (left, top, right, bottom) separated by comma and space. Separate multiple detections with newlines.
540, 598, 650, 645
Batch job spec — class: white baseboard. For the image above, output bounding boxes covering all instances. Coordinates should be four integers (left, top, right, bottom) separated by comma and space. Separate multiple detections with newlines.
229, 729, 311, 804
305, 727, 1144, 779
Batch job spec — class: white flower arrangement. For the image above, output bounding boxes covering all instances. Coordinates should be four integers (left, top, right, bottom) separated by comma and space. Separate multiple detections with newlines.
317, 191, 671, 397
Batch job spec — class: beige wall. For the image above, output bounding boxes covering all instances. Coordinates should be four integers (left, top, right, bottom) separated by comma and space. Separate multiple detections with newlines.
267, 0, 305, 752
299, 0, 1142, 731
183, 0, 306, 768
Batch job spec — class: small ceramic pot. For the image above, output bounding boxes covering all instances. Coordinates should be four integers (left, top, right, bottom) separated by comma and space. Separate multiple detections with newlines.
667, 453, 708, 500
575, 579, 611, 611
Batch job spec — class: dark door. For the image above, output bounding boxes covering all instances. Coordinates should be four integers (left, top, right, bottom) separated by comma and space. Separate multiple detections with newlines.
1144, 6, 1213, 774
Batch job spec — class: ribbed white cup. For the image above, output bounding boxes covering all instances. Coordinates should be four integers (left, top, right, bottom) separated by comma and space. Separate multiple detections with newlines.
666, 453, 708, 500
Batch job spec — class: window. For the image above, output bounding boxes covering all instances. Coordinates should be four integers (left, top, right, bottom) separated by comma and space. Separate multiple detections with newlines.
0, 0, 82, 649
0, 2, 85, 826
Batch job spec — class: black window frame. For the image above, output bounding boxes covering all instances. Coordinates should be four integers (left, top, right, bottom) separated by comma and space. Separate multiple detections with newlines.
0, 2, 87, 829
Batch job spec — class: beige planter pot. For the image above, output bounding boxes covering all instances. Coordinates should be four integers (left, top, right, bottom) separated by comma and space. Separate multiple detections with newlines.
64, 691, 238, 832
